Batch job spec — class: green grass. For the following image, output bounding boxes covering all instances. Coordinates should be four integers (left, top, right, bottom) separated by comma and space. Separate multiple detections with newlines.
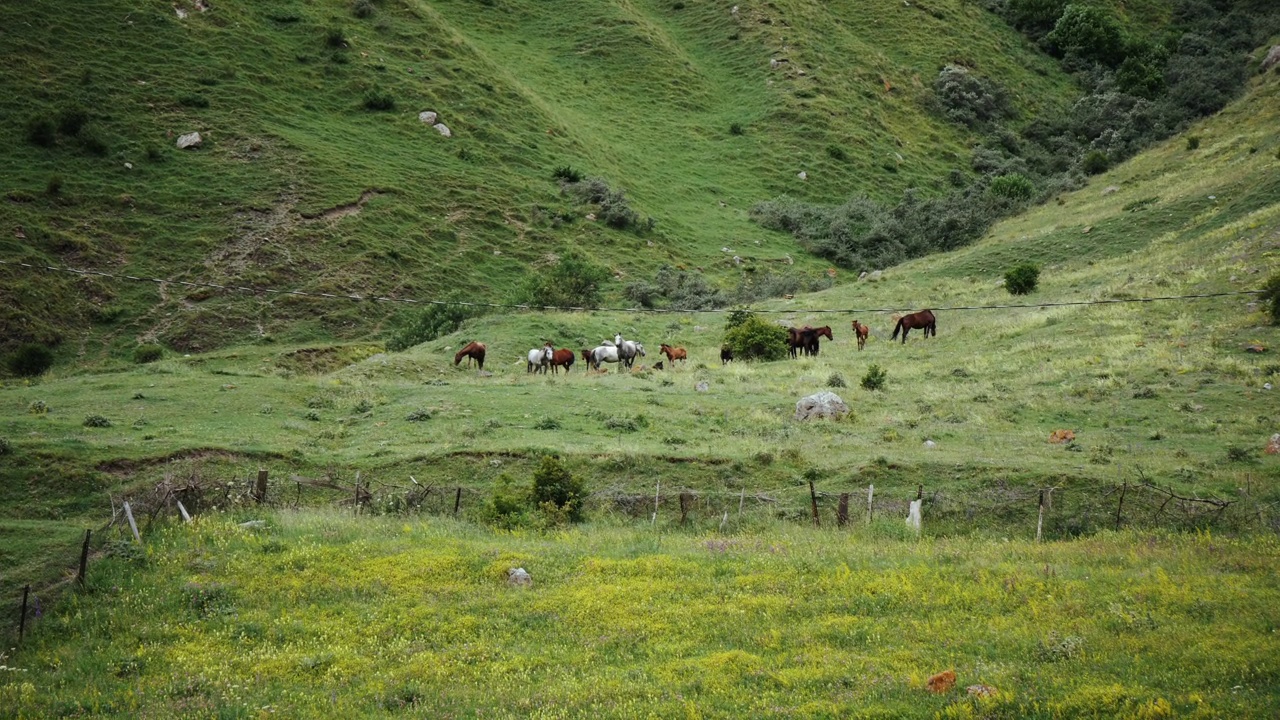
5, 513, 1279, 717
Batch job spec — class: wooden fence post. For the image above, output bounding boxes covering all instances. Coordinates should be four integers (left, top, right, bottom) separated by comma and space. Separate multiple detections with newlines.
652, 481, 660, 525
19, 585, 30, 644
453, 486, 462, 517
809, 480, 820, 528
123, 501, 141, 543
1115, 481, 1127, 531
1036, 490, 1045, 543
867, 484, 874, 524
679, 492, 692, 525
255, 469, 268, 504
837, 493, 850, 528
176, 500, 192, 523
77, 530, 91, 587
738, 488, 745, 520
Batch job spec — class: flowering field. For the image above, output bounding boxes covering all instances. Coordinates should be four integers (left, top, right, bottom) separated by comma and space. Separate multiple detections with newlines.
4, 512, 1278, 718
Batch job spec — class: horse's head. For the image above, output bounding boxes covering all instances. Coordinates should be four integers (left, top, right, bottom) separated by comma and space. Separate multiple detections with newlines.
542, 345, 553, 360
581, 349, 592, 364
636, 343, 646, 357
614, 333, 623, 346
817, 326, 833, 340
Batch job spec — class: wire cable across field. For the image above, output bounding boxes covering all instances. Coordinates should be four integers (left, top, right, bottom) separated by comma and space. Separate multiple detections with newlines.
0, 258, 1262, 315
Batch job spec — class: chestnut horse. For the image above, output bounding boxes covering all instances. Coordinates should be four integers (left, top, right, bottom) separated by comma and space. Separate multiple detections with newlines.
454, 341, 486, 370
851, 320, 869, 351
788, 325, 833, 357
550, 348, 576, 374
891, 309, 936, 343
659, 344, 687, 364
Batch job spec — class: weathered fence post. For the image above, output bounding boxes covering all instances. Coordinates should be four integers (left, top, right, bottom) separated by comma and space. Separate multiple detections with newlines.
123, 501, 141, 543
19, 585, 30, 644
719, 511, 728, 531
652, 480, 660, 525
679, 492, 692, 525
77, 530, 91, 587
837, 493, 850, 528
254, 469, 268, 504
176, 500, 192, 523
738, 488, 745, 520
1115, 481, 1127, 531
867, 484, 874, 523
1036, 490, 1045, 543
809, 480, 820, 528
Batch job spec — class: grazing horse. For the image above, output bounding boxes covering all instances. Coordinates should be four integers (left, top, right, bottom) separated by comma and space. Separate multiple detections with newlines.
720, 345, 734, 364
613, 334, 646, 369
891, 309, 937, 344
526, 344, 553, 373
851, 320, 869, 351
659, 344, 687, 364
788, 326, 833, 358
550, 348, 576, 374
454, 341, 486, 370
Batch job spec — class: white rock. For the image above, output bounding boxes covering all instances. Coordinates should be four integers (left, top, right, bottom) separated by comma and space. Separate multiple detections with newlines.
859, 271, 868, 280
175, 7, 188, 19
418, 110, 438, 124
124, 162, 133, 170
794, 391, 849, 421
585, 213, 597, 221
1263, 45, 1280, 73
507, 568, 532, 587
176, 131, 202, 149
868, 270, 883, 281
696, 381, 710, 393
1102, 185, 1119, 195
1265, 383, 1273, 391
731, 5, 739, 15
433, 122, 452, 137
797, 171, 807, 180
924, 440, 937, 449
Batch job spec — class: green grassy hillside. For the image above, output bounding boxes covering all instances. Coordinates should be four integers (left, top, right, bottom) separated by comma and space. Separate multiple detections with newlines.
0, 0, 1072, 360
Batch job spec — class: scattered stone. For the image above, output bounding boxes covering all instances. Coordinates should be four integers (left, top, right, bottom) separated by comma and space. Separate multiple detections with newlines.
967, 684, 997, 698
1049, 429, 1075, 444
924, 439, 937, 449
927, 670, 957, 694
507, 568, 532, 587
859, 271, 867, 280
176, 131, 203, 149
175, 6, 188, 18
1082, 226, 1093, 234
1244, 344, 1266, 353
239, 520, 266, 530
995, 278, 1006, 287
124, 162, 133, 170
1266, 434, 1280, 455
797, 170, 808, 180
770, 58, 789, 69
794, 391, 849, 421
585, 213, 597, 221
418, 110, 438, 124
733, 256, 742, 265
1265, 383, 1273, 391
868, 270, 883, 282
731, 5, 739, 15
1102, 186, 1119, 195
433, 122, 452, 137
696, 381, 710, 393
1263, 46, 1280, 73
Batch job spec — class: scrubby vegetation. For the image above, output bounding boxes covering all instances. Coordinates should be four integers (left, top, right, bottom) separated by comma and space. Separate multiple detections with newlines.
1005, 263, 1041, 295
721, 309, 789, 361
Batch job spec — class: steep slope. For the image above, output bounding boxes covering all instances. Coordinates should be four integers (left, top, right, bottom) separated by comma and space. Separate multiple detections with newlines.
0, 0, 1072, 361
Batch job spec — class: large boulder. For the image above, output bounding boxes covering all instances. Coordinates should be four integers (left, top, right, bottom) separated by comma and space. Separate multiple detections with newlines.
176, 131, 202, 149
794, 391, 849, 421
1262, 46, 1280, 73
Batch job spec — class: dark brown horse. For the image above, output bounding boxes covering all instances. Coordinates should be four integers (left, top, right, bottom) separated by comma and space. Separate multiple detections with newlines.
659, 344, 687, 364
890, 310, 936, 343
454, 341, 486, 370
788, 325, 833, 357
720, 345, 734, 364
549, 348, 576, 374
851, 320, 869, 351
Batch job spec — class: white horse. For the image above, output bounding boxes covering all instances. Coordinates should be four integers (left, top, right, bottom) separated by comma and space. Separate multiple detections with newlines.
526, 345, 552, 373
613, 334, 646, 369
587, 344, 620, 370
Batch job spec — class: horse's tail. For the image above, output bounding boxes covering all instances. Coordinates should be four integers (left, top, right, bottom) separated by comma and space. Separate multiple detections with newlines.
891, 318, 903, 341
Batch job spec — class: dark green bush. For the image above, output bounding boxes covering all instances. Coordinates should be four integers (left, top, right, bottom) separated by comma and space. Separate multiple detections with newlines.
325, 28, 347, 48
133, 344, 164, 364
482, 475, 531, 528
552, 165, 583, 183
723, 314, 789, 362
178, 94, 210, 109
826, 144, 848, 161
1044, 4, 1128, 68
45, 175, 64, 196
57, 109, 88, 136
531, 455, 584, 522
352, 0, 375, 18
0, 437, 11, 455
933, 65, 1013, 128
1005, 263, 1041, 295
826, 372, 847, 388
515, 250, 611, 310
729, 122, 745, 135
387, 301, 474, 352
563, 177, 653, 232
988, 173, 1036, 201
1185, 136, 1200, 151
362, 91, 395, 111
83, 414, 112, 428
1080, 150, 1110, 175
27, 117, 56, 147
861, 364, 887, 391
1259, 273, 1280, 325
80, 129, 109, 157
8, 343, 54, 377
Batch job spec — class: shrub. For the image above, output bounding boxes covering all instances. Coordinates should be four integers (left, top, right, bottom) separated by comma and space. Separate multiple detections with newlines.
562, 177, 651, 232
45, 175, 64, 196
363, 91, 395, 111
1225, 445, 1254, 463
1044, 4, 1128, 68
8, 343, 54, 377
723, 314, 789, 361
325, 28, 347, 48
1080, 150, 1110, 174
552, 165, 583, 184
387, 301, 474, 352
57, 109, 88, 136
0, 437, 10, 455
80, 129, 109, 157
1005, 263, 1041, 295
27, 400, 48, 415
826, 144, 848, 161
1036, 632, 1085, 662
861, 364, 887, 391
933, 64, 1013, 127
1185, 136, 1200, 151
515, 250, 611, 309
482, 475, 531, 528
83, 414, 112, 428
133, 344, 164, 364
826, 372, 847, 388
405, 409, 432, 422
352, 0, 375, 18
534, 416, 561, 430
27, 117, 56, 147
1259, 273, 1280, 325
729, 122, 745, 135
531, 455, 584, 522
988, 173, 1035, 201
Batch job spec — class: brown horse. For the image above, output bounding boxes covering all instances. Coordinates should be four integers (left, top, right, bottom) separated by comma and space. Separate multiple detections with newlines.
454, 341, 486, 370
890, 309, 936, 344
808, 326, 833, 356
720, 345, 734, 364
659, 344, 687, 364
789, 325, 833, 357
851, 320, 869, 351
549, 348, 576, 374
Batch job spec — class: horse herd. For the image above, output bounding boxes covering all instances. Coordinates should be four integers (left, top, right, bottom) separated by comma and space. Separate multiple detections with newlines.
451, 309, 938, 373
